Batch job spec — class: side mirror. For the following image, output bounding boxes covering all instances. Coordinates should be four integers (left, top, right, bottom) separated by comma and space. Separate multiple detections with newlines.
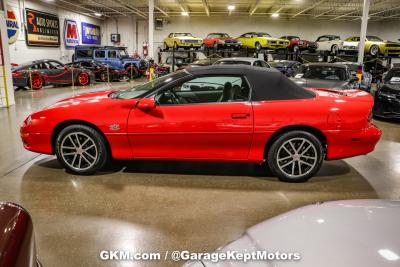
137, 98, 156, 110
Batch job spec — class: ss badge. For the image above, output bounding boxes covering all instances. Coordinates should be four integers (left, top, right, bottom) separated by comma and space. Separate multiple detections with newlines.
109, 124, 120, 131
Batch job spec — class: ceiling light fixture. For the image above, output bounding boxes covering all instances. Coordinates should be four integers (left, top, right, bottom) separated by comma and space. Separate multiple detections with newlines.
271, 12, 280, 18
94, 12, 102, 17
227, 5, 235, 11
181, 11, 189, 16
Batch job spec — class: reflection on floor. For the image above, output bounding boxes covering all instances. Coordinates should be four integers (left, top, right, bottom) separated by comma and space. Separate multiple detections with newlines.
0, 82, 399, 266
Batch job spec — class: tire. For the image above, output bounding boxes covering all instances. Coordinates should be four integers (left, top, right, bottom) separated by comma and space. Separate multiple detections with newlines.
29, 75, 44, 90
213, 42, 218, 50
267, 131, 324, 183
77, 72, 90, 86
370, 45, 379, 56
331, 44, 339, 55
100, 71, 108, 82
293, 45, 299, 53
55, 125, 109, 175
255, 42, 262, 51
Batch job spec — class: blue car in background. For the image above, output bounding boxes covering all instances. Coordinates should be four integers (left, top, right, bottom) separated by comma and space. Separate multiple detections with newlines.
334, 62, 372, 92
73, 46, 147, 78
268, 60, 302, 77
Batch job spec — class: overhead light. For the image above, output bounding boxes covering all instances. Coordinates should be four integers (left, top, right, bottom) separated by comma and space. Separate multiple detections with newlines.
227, 5, 235, 11
271, 12, 280, 18
181, 11, 189, 16
94, 12, 102, 17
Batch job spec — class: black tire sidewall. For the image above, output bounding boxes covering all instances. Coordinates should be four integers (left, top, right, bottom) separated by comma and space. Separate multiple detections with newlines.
267, 131, 324, 183
55, 125, 108, 175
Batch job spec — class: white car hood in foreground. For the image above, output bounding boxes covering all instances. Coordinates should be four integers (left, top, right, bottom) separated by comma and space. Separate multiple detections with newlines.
192, 200, 400, 267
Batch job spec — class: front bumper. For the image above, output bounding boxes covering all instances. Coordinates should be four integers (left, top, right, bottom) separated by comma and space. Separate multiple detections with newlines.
20, 128, 52, 154
178, 42, 202, 47
325, 123, 382, 160
384, 47, 400, 55
265, 43, 289, 49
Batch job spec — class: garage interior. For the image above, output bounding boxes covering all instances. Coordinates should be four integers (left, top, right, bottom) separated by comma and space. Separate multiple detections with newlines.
1, 0, 400, 266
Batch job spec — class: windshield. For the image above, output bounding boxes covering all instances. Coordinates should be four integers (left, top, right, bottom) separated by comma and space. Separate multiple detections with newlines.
174, 33, 192, 37
254, 32, 271, 37
367, 36, 383, 42
214, 60, 251, 66
269, 61, 291, 68
119, 49, 129, 57
112, 71, 189, 99
208, 33, 229, 38
296, 65, 347, 81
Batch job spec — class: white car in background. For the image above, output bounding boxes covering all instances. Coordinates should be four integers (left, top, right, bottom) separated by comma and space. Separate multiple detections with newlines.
213, 57, 271, 68
183, 199, 400, 267
316, 35, 343, 55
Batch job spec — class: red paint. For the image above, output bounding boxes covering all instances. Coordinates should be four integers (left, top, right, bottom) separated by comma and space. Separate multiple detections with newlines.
20, 88, 381, 163
203, 35, 238, 48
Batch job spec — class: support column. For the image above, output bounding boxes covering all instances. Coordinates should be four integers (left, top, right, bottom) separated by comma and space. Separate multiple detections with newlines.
358, 0, 371, 64
148, 0, 154, 59
0, 3, 15, 107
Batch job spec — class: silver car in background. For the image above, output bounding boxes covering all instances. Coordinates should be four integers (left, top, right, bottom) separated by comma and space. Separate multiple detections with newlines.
213, 57, 271, 68
183, 199, 400, 267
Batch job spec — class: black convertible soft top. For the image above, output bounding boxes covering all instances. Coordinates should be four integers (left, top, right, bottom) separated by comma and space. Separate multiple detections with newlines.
186, 65, 315, 101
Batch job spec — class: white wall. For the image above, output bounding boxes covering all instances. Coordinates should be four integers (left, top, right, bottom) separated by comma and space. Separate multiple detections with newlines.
102, 15, 400, 59
7, 0, 103, 64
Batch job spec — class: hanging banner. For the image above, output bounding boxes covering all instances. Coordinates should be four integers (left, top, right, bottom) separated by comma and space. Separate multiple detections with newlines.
64, 19, 79, 49
6, 6, 20, 44
25, 8, 60, 47
81, 22, 101, 45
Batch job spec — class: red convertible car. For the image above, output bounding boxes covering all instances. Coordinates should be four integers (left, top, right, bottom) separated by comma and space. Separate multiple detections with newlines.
20, 66, 381, 182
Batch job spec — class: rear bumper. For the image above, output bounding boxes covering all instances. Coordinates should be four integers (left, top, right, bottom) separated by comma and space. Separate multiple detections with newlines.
325, 124, 382, 160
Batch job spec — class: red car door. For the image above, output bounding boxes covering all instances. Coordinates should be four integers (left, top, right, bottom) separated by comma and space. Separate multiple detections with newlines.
128, 75, 254, 160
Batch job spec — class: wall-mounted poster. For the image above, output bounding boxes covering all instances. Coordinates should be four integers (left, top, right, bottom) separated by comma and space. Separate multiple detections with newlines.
81, 22, 101, 45
25, 8, 60, 47
64, 19, 79, 49
6, 6, 20, 44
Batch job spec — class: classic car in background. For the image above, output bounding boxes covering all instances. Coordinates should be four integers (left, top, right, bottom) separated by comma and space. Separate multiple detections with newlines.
341, 36, 400, 56
268, 60, 302, 76
0, 202, 41, 267
334, 62, 373, 92
291, 63, 359, 90
213, 57, 271, 68
280, 35, 318, 53
164, 32, 203, 50
188, 55, 223, 68
161, 56, 193, 72
315, 35, 343, 55
12, 59, 95, 90
202, 33, 242, 50
374, 67, 400, 119
183, 199, 400, 267
73, 46, 147, 78
20, 65, 380, 182
237, 32, 289, 51
66, 60, 129, 82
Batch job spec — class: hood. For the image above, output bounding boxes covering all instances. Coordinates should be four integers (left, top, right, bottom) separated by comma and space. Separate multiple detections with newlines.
380, 83, 400, 93
291, 77, 351, 90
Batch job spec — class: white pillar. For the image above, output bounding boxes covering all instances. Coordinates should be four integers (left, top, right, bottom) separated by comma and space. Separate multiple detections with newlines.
358, 0, 371, 64
148, 0, 154, 59
0, 8, 15, 107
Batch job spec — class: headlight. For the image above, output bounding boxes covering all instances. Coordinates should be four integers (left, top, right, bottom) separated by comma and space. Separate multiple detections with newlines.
24, 115, 32, 126
237, 41, 242, 45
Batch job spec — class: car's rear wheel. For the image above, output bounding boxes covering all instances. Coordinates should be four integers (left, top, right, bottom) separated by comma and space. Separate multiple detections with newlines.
267, 131, 324, 183
77, 72, 90, 86
293, 45, 300, 53
99, 71, 108, 82
55, 125, 109, 175
331, 44, 339, 55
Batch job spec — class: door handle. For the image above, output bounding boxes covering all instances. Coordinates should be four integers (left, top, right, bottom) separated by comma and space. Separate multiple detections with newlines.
231, 113, 250, 119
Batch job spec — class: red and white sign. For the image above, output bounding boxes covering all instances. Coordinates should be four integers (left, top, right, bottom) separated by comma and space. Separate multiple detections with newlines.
64, 19, 79, 48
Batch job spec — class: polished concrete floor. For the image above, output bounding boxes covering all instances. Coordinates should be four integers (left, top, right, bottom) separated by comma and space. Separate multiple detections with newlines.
0, 82, 399, 267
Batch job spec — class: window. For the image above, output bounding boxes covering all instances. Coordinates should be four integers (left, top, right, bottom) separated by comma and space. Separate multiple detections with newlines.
168, 33, 173, 38
259, 61, 270, 68
49, 61, 64, 69
95, 50, 106, 58
81, 61, 92, 68
296, 65, 346, 81
317, 36, 329, 42
76, 49, 93, 58
108, 50, 117, 58
253, 61, 262, 67
155, 75, 250, 105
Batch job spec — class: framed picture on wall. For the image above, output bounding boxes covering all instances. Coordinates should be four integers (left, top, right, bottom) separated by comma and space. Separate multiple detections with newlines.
25, 8, 60, 47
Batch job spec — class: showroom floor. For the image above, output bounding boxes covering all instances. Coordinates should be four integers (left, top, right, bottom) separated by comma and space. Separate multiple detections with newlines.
0, 82, 400, 267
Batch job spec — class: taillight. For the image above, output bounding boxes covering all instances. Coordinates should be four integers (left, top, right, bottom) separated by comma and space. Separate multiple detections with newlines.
12, 72, 23, 78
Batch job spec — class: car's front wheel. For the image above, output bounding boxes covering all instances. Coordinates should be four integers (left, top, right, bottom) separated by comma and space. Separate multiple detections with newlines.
55, 125, 109, 175
370, 45, 380, 56
267, 131, 324, 183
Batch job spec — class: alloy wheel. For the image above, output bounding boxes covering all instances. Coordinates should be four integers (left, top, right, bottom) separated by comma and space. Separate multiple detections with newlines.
78, 73, 89, 85
60, 132, 98, 171
276, 137, 318, 179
